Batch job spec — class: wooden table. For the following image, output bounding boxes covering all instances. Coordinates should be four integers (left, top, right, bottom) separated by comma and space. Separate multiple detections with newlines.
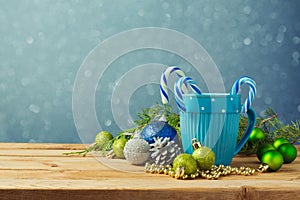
0, 143, 299, 200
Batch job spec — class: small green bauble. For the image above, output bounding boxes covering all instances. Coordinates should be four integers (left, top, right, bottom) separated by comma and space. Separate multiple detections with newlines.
256, 143, 275, 161
192, 146, 215, 170
112, 137, 128, 158
248, 127, 266, 143
172, 154, 198, 175
273, 138, 290, 149
261, 150, 284, 172
95, 131, 113, 149
277, 143, 297, 164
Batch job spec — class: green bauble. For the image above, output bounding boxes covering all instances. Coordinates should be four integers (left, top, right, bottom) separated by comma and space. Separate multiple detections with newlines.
273, 138, 290, 149
277, 143, 297, 164
112, 137, 128, 158
95, 131, 113, 150
261, 150, 284, 172
256, 143, 275, 161
248, 127, 266, 143
173, 154, 198, 175
192, 146, 215, 170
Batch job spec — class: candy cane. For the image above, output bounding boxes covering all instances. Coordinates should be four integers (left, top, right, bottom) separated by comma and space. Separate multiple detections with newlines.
230, 76, 256, 113
174, 76, 202, 112
160, 66, 186, 104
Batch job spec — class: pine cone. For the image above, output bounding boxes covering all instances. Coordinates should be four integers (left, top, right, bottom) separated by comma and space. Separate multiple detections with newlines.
149, 137, 182, 165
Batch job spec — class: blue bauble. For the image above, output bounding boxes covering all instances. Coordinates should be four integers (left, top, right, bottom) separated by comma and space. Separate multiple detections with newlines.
141, 121, 177, 144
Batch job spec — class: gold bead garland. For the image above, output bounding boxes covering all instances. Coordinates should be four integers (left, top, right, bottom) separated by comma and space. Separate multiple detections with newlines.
145, 163, 257, 180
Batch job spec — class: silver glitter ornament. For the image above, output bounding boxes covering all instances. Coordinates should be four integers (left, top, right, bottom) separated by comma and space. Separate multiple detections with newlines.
124, 137, 151, 165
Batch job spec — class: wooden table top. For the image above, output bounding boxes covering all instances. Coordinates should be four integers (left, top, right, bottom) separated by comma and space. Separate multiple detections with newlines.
0, 143, 299, 200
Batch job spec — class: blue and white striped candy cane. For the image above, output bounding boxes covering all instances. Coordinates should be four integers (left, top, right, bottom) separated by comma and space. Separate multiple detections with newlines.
160, 66, 186, 104
174, 76, 202, 112
230, 76, 256, 113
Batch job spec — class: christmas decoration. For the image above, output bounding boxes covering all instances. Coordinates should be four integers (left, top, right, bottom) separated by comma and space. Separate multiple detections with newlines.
145, 163, 256, 180
256, 143, 275, 161
134, 104, 180, 133
141, 121, 177, 144
123, 137, 150, 165
259, 150, 284, 172
277, 143, 297, 163
273, 138, 290, 149
174, 76, 202, 112
148, 137, 181, 165
95, 131, 113, 150
248, 127, 266, 143
230, 76, 256, 113
191, 139, 215, 170
62, 65, 299, 181
172, 153, 198, 176
160, 66, 185, 105
112, 136, 129, 158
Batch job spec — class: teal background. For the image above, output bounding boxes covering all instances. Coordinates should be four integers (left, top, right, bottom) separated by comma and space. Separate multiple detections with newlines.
0, 0, 299, 143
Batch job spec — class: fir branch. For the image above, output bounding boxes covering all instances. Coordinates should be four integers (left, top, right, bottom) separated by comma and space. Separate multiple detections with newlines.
239, 107, 300, 154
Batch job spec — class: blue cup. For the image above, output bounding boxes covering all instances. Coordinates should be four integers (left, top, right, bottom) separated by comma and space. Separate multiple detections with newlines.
180, 93, 256, 165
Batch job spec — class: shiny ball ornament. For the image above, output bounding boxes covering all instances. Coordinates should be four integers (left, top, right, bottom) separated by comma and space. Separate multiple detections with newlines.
261, 150, 284, 172
172, 154, 198, 175
141, 121, 177, 144
248, 127, 265, 143
277, 143, 297, 164
124, 138, 150, 165
273, 138, 290, 149
256, 143, 275, 161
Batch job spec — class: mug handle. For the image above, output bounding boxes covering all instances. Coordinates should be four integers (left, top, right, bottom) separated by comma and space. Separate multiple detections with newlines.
233, 108, 256, 156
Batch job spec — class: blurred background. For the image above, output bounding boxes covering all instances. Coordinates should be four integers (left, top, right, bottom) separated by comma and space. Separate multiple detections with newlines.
0, 0, 299, 143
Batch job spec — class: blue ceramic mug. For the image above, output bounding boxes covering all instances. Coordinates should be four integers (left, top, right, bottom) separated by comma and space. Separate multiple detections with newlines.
180, 93, 256, 165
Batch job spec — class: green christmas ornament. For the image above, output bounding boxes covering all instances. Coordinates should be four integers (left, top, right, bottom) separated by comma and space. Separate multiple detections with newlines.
273, 138, 290, 149
256, 143, 275, 161
95, 131, 113, 150
261, 150, 284, 172
277, 143, 297, 164
112, 137, 128, 158
191, 138, 215, 170
172, 153, 198, 175
248, 127, 266, 143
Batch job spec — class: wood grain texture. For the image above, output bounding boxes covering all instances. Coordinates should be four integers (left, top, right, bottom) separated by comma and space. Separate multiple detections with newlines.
0, 143, 299, 200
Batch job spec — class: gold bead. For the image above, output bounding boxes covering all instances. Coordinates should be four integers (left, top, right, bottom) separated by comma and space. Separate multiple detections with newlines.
208, 174, 213, 179
169, 171, 175, 177
190, 174, 196, 179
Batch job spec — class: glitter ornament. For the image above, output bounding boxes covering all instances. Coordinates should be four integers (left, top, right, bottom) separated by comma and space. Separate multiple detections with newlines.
141, 121, 177, 144
191, 138, 215, 170
149, 137, 182, 165
172, 153, 198, 175
123, 137, 151, 165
